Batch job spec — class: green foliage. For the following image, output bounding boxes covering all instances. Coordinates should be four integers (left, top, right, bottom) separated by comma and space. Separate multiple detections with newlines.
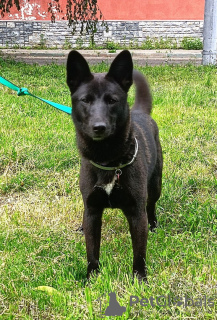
180, 37, 203, 50
3, 36, 203, 51
0, 59, 216, 319
104, 40, 121, 52
69, 37, 201, 51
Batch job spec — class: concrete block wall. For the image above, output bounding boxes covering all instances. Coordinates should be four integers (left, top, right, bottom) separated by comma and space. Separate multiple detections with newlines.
0, 20, 203, 48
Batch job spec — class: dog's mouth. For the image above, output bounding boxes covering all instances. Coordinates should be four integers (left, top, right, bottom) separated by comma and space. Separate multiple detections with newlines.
92, 136, 105, 141
92, 132, 107, 141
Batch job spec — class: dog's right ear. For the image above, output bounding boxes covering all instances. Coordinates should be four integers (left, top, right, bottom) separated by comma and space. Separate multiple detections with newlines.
66, 50, 93, 94
106, 50, 133, 92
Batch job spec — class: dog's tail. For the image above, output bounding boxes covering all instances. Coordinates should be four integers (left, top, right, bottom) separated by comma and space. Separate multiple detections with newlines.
132, 70, 152, 115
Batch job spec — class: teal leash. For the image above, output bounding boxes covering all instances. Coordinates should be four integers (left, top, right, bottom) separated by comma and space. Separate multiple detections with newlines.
0, 76, 72, 115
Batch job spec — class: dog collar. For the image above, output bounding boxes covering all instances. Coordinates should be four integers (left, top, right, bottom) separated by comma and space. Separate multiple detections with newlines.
90, 137, 138, 171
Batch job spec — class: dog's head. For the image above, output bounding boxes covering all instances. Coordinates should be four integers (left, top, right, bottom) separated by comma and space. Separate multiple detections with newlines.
66, 50, 133, 141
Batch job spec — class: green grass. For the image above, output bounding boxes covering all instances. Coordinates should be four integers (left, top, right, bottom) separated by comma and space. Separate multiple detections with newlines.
0, 57, 217, 319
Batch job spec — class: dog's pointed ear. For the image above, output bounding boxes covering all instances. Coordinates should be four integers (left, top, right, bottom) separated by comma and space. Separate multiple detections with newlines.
66, 50, 93, 94
106, 50, 133, 92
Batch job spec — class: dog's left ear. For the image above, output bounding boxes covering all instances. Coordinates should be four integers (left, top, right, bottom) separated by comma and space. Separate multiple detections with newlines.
106, 50, 133, 92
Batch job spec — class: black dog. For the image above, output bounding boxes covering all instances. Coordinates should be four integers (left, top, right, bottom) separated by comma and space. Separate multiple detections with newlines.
66, 50, 163, 281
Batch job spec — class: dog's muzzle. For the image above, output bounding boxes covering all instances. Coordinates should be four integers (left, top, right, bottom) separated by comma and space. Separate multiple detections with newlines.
92, 122, 107, 141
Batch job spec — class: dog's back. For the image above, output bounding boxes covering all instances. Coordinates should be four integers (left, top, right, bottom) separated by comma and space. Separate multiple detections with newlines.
131, 70, 161, 182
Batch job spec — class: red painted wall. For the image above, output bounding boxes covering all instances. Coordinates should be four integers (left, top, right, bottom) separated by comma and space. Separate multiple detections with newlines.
98, 0, 205, 20
1, 0, 205, 21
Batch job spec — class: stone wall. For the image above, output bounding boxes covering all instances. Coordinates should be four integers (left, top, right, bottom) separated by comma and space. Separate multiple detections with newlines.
0, 20, 203, 48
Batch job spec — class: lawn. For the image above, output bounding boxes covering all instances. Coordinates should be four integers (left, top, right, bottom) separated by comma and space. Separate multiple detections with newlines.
0, 57, 216, 319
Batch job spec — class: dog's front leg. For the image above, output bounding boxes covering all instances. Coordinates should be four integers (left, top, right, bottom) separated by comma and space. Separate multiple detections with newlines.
124, 208, 148, 282
83, 206, 103, 279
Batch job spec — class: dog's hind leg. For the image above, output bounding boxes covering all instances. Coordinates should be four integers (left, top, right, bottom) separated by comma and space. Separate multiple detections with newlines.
146, 195, 159, 232
147, 131, 163, 232
83, 206, 103, 279
147, 166, 162, 232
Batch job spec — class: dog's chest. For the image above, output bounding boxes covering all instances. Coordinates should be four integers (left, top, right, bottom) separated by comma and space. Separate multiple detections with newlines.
94, 173, 118, 196
87, 172, 135, 209
103, 174, 117, 195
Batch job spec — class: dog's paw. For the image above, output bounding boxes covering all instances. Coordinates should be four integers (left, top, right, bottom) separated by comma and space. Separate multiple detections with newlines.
149, 221, 158, 232
133, 271, 148, 284
76, 225, 84, 234
87, 262, 100, 280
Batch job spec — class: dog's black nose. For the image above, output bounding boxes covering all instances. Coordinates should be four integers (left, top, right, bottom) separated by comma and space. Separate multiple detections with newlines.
93, 122, 106, 134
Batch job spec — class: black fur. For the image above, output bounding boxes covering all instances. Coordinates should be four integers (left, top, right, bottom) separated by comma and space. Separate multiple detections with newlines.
67, 50, 163, 281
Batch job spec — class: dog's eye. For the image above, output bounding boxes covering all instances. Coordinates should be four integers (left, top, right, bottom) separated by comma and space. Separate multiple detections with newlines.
107, 97, 117, 105
81, 96, 92, 104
